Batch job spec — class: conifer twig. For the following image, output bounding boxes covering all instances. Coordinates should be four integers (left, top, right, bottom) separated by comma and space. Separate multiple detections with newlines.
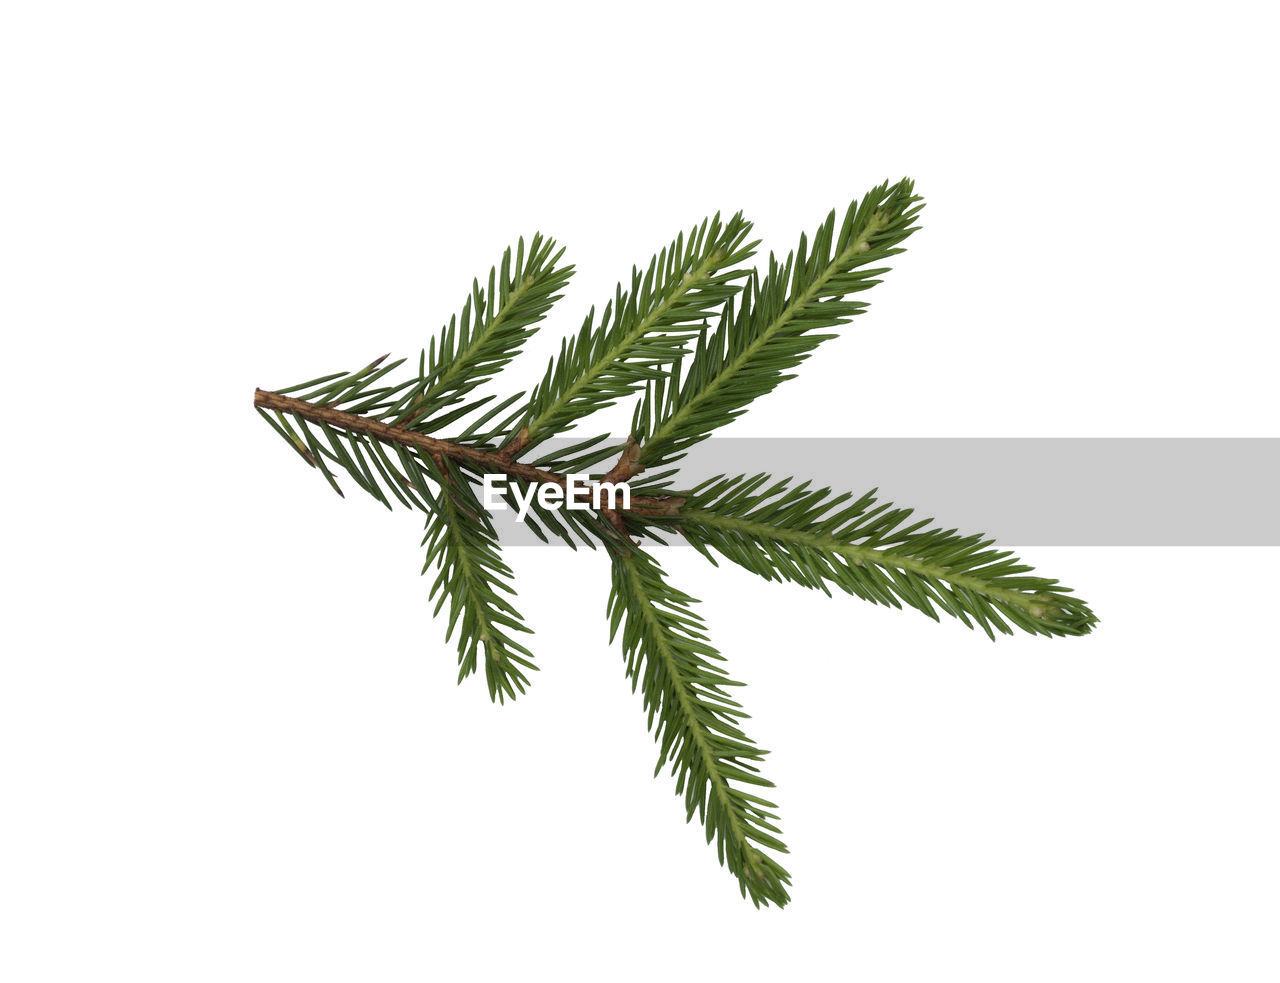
253, 389, 678, 512
252, 179, 1099, 907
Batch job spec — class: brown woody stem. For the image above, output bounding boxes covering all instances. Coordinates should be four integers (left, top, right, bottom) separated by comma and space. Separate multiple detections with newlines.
253, 389, 678, 518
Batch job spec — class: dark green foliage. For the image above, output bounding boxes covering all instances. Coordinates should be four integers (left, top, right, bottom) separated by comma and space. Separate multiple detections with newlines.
607, 546, 791, 907
512, 212, 758, 451
412, 233, 573, 426
633, 180, 923, 470
258, 234, 572, 469
254, 179, 1098, 907
679, 474, 1097, 638
422, 462, 538, 703
256, 373, 426, 508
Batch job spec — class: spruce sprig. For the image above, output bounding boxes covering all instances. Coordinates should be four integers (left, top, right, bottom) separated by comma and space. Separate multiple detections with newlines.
404, 233, 573, 432
422, 460, 538, 703
503, 212, 757, 456
676, 474, 1095, 638
253, 178, 1098, 907
608, 545, 791, 907
633, 180, 922, 470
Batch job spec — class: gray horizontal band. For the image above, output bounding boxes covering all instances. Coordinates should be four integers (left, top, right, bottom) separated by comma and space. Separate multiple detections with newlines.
488, 438, 1279, 546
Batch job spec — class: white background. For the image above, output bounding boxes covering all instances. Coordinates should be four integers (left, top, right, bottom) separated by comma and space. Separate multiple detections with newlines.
2, 2, 1277, 980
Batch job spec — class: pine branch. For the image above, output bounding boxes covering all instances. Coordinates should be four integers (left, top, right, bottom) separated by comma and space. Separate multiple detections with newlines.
422, 463, 537, 703
673, 474, 1097, 638
253, 180, 1101, 905
253, 389, 680, 515
503, 213, 758, 455
631, 180, 922, 473
607, 546, 791, 907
